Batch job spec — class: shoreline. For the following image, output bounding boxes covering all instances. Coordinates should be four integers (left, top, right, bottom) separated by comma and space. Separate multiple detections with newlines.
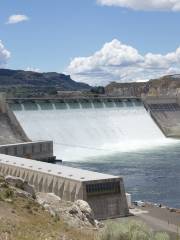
132, 200, 180, 214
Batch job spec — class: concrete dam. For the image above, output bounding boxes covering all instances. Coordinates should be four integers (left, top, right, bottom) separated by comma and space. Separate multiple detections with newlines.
0, 95, 130, 219
8, 97, 173, 162
1, 95, 180, 219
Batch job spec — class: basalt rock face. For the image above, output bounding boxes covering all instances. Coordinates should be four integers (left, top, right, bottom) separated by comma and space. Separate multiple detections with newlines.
105, 75, 180, 97
105, 82, 147, 97
147, 75, 180, 97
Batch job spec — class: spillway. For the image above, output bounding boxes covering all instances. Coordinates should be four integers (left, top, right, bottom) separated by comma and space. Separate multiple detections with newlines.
11, 100, 170, 161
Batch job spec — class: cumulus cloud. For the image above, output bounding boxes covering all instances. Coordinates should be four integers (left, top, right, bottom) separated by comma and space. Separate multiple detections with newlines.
0, 41, 11, 67
97, 0, 180, 11
6, 14, 29, 24
66, 39, 180, 86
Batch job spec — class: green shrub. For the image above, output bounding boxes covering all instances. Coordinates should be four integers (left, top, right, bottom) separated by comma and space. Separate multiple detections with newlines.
99, 221, 170, 240
154, 233, 170, 240
4, 188, 14, 199
0, 182, 9, 188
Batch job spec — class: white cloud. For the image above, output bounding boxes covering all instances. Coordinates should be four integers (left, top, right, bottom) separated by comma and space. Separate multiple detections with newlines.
7, 14, 29, 24
97, 0, 180, 11
26, 67, 41, 72
0, 41, 11, 67
66, 39, 180, 86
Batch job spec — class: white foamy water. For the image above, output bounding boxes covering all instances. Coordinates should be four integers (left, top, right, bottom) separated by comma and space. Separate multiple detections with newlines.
13, 102, 174, 161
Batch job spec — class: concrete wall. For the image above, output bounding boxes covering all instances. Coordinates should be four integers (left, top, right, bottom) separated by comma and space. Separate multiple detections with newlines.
0, 160, 83, 201
84, 179, 129, 219
143, 96, 180, 138
142, 96, 177, 104
0, 93, 30, 144
0, 93, 7, 113
0, 141, 55, 162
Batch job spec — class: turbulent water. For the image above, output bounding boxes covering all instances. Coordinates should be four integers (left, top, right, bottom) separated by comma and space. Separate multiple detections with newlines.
13, 101, 171, 161
12, 101, 180, 208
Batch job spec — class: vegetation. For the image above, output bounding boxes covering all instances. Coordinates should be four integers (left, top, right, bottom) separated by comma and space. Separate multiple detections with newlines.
0, 176, 176, 240
90, 86, 105, 94
0, 177, 95, 240
98, 221, 171, 240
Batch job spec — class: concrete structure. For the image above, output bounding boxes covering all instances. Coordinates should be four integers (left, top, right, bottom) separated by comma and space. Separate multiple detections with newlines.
0, 141, 55, 162
7, 97, 142, 112
0, 154, 129, 219
0, 93, 29, 144
143, 96, 180, 138
126, 193, 132, 208
0, 93, 56, 162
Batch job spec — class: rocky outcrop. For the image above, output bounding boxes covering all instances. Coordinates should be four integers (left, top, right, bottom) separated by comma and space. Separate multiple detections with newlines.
36, 192, 103, 229
36, 192, 61, 206
105, 75, 180, 98
5, 175, 36, 198
70, 200, 95, 226
3, 175, 103, 229
5, 175, 24, 188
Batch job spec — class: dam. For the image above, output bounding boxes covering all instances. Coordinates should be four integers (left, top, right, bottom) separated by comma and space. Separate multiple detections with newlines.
0, 94, 130, 219
8, 98, 169, 162
1, 95, 180, 212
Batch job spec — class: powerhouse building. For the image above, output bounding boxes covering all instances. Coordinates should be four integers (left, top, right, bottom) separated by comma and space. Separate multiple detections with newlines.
0, 154, 129, 219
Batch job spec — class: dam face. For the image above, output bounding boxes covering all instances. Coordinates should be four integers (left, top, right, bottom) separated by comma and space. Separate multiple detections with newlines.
10, 99, 167, 162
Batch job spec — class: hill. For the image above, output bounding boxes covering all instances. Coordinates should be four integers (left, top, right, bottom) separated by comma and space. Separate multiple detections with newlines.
0, 69, 91, 97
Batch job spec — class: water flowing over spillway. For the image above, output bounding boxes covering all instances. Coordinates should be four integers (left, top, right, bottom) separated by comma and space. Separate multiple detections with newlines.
12, 100, 170, 161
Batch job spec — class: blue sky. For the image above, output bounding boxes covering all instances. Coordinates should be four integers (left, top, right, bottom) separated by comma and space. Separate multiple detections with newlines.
1, 0, 180, 85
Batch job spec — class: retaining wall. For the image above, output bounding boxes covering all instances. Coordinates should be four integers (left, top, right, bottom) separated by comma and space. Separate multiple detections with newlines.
143, 96, 180, 138
0, 93, 29, 144
0, 141, 55, 162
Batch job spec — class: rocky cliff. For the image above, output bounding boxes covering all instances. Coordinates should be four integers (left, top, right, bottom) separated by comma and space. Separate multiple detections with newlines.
105, 75, 180, 97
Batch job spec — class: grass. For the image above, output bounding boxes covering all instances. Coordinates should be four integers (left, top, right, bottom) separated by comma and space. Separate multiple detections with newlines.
98, 221, 171, 240
0, 182, 14, 201
0, 180, 96, 240
0, 197, 96, 240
